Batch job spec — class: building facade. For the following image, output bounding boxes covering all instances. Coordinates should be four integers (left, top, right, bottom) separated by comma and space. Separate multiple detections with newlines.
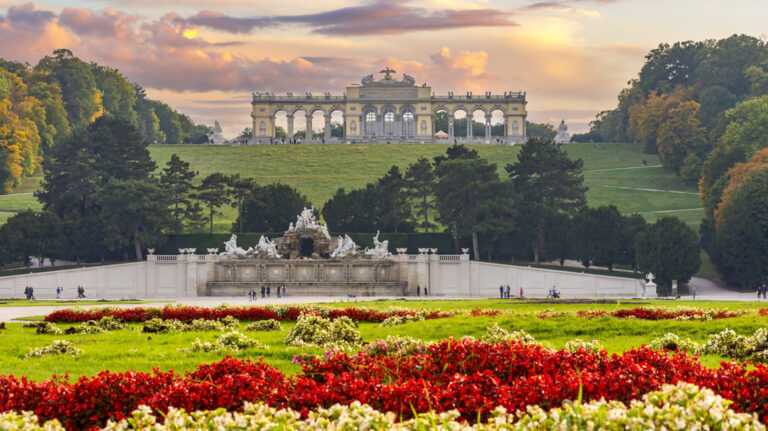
250, 68, 527, 144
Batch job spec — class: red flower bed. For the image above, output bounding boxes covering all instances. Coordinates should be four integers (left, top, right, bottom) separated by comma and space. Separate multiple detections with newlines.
5, 341, 768, 429
43, 306, 452, 324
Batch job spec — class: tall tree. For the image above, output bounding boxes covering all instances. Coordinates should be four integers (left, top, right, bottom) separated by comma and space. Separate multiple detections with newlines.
433, 144, 478, 165
656, 100, 708, 174
506, 137, 587, 263
404, 157, 435, 232
574, 205, 626, 271
160, 154, 195, 231
34, 49, 102, 128
322, 185, 378, 232
194, 173, 231, 234
96, 178, 171, 261
635, 217, 701, 291
434, 157, 509, 259
228, 174, 258, 233
376, 166, 412, 233
239, 183, 311, 232
0, 210, 42, 267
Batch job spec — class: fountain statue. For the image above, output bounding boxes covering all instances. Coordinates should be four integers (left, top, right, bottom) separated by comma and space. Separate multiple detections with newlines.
554, 120, 570, 144
331, 234, 358, 258
257, 235, 281, 258
220, 234, 251, 257
365, 231, 392, 258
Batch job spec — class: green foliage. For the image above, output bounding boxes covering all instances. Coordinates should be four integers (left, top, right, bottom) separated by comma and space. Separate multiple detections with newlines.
160, 154, 195, 232
149, 100, 182, 145
710, 167, 768, 287
525, 121, 557, 139
404, 157, 435, 232
35, 49, 101, 129
635, 217, 701, 289
194, 173, 231, 234
91, 64, 137, 125
240, 183, 311, 232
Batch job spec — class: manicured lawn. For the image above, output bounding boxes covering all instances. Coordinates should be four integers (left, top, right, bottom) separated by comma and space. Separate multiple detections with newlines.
2, 299, 764, 381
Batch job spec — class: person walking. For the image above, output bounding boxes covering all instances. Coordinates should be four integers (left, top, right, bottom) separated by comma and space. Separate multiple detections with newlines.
261, 285, 265, 298
691, 285, 697, 300
248, 289, 253, 302
499, 285, 504, 299
417, 285, 421, 297
282, 285, 286, 297
267, 286, 271, 298
28, 286, 35, 300
519, 287, 524, 299
56, 286, 61, 299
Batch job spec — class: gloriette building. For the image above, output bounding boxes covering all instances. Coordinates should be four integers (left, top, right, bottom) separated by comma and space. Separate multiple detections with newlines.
250, 67, 527, 144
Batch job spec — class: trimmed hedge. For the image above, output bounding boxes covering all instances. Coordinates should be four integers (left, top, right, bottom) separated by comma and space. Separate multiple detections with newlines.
157, 232, 456, 255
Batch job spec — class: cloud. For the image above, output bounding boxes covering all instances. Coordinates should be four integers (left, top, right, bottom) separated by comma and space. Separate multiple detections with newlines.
180, 1, 517, 36
4, 2, 55, 27
58, 8, 139, 39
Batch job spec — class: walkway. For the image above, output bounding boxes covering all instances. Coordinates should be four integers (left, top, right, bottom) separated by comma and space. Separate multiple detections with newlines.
584, 164, 663, 173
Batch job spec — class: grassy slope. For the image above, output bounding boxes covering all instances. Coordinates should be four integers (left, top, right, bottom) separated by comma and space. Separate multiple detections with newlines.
1, 299, 762, 381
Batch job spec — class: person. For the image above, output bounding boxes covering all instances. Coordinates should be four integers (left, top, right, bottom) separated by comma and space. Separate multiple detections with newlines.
691, 285, 696, 300
417, 285, 421, 297
282, 285, 286, 297
424, 287, 428, 297
499, 285, 504, 299
519, 287, 524, 299
56, 286, 62, 299
28, 286, 35, 300
261, 285, 265, 298
277, 286, 281, 298
506, 285, 511, 299
248, 289, 253, 302
78, 286, 86, 298
764, 285, 767, 299
267, 286, 271, 298
23, 286, 29, 300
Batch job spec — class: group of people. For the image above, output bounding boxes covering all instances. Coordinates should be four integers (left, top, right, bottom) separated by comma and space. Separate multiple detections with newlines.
758, 285, 767, 299
499, 285, 528, 299
248, 285, 287, 301
23, 286, 35, 300
416, 285, 428, 297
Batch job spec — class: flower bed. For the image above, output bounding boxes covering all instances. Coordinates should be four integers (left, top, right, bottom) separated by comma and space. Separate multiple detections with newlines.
5, 339, 768, 429
44, 305, 453, 324
538, 306, 744, 320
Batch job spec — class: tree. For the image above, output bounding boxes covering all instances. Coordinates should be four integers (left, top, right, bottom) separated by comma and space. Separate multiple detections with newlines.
237, 127, 252, 139
34, 49, 102, 128
160, 154, 195, 231
404, 157, 435, 232
376, 166, 412, 233
149, 100, 182, 145
434, 157, 511, 259
228, 174, 258, 233
635, 217, 700, 291
574, 205, 626, 271
95, 179, 171, 261
239, 183, 311, 232
525, 122, 557, 139
194, 173, 230, 234
0, 149, 11, 193
275, 126, 287, 138
656, 100, 708, 174
433, 144, 478, 166
91, 64, 137, 125
0, 210, 42, 266
506, 137, 587, 263
322, 185, 378, 232
183, 202, 208, 232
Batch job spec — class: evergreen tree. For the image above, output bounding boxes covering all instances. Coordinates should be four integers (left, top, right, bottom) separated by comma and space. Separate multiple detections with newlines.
404, 157, 435, 232
0, 210, 42, 266
574, 205, 626, 271
376, 166, 412, 233
506, 137, 587, 264
194, 173, 231, 234
433, 143, 478, 165
160, 154, 195, 231
322, 185, 378, 232
239, 183, 311, 232
35, 49, 101, 128
228, 175, 258, 233
635, 217, 701, 291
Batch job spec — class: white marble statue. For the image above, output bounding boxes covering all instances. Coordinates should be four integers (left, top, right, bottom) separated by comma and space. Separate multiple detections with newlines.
295, 206, 319, 230
331, 234, 358, 258
209, 121, 225, 145
220, 234, 250, 257
554, 120, 570, 144
257, 235, 281, 258
365, 230, 392, 259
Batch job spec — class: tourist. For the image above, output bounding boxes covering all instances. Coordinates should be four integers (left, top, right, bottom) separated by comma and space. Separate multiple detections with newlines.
23, 286, 29, 300
261, 285, 265, 298
28, 286, 35, 300
277, 286, 281, 298
56, 286, 62, 299
248, 289, 253, 302
282, 285, 286, 297
424, 287, 428, 297
417, 285, 421, 297
691, 285, 696, 300
519, 287, 524, 299
506, 285, 511, 299
499, 285, 504, 299
267, 286, 271, 297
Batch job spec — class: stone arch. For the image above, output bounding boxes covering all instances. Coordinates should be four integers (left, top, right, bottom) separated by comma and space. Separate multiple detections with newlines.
433, 104, 450, 114
309, 105, 326, 115
470, 105, 488, 116
328, 105, 345, 115
399, 104, 415, 115
489, 106, 506, 138
271, 106, 289, 116
490, 105, 507, 115
451, 105, 469, 116
289, 106, 308, 116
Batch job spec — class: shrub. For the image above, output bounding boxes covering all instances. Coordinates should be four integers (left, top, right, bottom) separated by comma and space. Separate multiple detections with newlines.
284, 314, 362, 347
186, 319, 226, 332
141, 318, 186, 334
24, 322, 63, 335
25, 340, 81, 358
563, 338, 605, 353
649, 333, 700, 352
215, 331, 266, 351
245, 320, 282, 332
379, 314, 424, 327
219, 316, 240, 329
481, 323, 538, 345
698, 328, 749, 358
183, 339, 220, 353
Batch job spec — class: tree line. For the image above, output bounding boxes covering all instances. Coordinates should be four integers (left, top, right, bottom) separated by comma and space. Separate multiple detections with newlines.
577, 34, 768, 288
0, 49, 210, 193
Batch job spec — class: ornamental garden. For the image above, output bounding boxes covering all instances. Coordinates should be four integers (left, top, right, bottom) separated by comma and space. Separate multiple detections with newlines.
3, 299, 768, 430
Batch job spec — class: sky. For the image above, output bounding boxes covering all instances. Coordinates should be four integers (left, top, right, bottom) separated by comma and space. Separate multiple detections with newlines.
0, 0, 766, 137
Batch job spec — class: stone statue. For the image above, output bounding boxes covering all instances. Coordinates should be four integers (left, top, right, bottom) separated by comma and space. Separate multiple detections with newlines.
365, 230, 392, 259
288, 222, 295, 232
209, 121, 225, 145
295, 206, 319, 230
402, 73, 415, 86
220, 234, 249, 257
361, 74, 374, 86
331, 234, 358, 258
554, 120, 570, 144
257, 235, 281, 258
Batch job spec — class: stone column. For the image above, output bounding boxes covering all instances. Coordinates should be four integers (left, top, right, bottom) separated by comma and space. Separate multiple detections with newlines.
324, 114, 331, 141
485, 113, 492, 142
287, 114, 294, 140
448, 117, 454, 138
269, 116, 276, 140
466, 113, 473, 139
306, 116, 313, 142
251, 113, 258, 144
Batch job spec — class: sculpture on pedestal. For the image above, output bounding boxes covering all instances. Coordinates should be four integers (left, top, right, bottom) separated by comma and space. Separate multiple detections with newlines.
331, 234, 358, 258
257, 235, 281, 258
220, 234, 251, 257
209, 121, 225, 145
365, 231, 391, 258
554, 120, 570, 144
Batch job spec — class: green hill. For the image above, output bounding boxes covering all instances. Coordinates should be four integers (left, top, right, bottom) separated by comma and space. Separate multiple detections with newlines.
0, 142, 702, 232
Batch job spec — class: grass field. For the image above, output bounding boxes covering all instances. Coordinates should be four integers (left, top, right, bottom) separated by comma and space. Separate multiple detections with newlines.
1, 299, 763, 381
0, 143, 703, 231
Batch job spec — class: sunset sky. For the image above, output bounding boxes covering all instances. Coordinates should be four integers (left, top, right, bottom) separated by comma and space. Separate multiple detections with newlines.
1, 0, 765, 137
